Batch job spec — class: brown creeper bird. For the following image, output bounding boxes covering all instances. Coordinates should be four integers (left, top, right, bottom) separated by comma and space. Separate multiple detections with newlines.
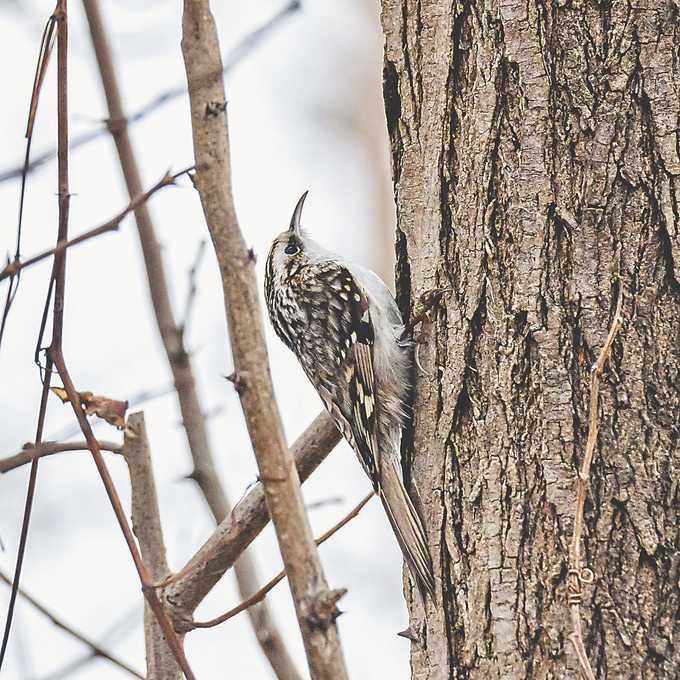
264, 192, 435, 601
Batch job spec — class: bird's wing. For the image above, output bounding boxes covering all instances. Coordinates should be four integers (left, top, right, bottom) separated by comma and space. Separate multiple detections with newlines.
310, 266, 381, 490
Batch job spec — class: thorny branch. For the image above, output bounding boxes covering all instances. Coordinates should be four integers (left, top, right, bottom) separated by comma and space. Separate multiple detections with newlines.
567, 287, 624, 680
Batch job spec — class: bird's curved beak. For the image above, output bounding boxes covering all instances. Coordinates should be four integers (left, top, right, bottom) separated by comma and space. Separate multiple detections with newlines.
289, 191, 308, 235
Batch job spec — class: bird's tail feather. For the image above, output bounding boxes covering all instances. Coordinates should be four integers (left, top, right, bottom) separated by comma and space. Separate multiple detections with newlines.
379, 460, 436, 602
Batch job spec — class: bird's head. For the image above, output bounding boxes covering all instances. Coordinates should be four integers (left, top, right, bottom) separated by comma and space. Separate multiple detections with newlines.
266, 191, 311, 280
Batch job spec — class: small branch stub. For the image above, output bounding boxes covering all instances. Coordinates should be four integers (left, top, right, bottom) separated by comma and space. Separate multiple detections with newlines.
303, 588, 347, 630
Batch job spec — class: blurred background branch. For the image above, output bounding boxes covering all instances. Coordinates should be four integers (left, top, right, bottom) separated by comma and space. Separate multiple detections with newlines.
81, 0, 301, 677
0, 570, 143, 679
0, 1, 301, 185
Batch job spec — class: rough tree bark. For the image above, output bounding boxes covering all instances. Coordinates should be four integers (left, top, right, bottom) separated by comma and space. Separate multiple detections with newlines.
381, 0, 680, 678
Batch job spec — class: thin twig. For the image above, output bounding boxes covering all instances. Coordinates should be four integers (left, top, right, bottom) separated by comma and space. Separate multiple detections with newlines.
0, 0, 301, 185
0, 374, 52, 670
0, 6, 62, 669
0, 440, 123, 474
0, 168, 192, 284
567, 286, 624, 680
0, 15, 57, 352
180, 240, 206, 332
193, 492, 374, 630
0, 570, 143, 679
32, 605, 140, 680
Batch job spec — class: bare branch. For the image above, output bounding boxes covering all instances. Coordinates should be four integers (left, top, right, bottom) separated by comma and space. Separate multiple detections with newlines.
0, 169, 191, 284
81, 1, 302, 677
0, 570, 143, 679
163, 411, 341, 629
0, 440, 122, 474
193, 492, 374, 630
122, 413, 181, 680
181, 2, 348, 676
567, 287, 624, 680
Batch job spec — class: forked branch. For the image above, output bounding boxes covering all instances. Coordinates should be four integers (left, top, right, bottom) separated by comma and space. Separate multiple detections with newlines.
163, 410, 341, 629
191, 492, 374, 631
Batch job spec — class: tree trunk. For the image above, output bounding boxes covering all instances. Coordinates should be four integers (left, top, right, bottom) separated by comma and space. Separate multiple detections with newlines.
381, 0, 680, 677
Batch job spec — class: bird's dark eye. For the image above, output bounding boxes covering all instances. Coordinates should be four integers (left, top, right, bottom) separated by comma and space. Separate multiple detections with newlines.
285, 243, 299, 255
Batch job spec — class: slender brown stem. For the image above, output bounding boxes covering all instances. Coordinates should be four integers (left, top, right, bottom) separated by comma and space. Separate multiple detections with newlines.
0, 169, 190, 283
567, 287, 624, 680
39, 3, 196, 677
0, 440, 123, 473
0, 5, 61, 669
50, 350, 196, 680
0, 369, 51, 668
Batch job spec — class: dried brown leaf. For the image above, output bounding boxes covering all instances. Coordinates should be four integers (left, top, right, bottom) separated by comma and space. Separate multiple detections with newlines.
50, 388, 128, 429
50, 386, 69, 402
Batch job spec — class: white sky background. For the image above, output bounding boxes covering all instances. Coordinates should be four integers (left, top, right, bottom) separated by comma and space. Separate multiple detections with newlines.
0, 0, 412, 679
